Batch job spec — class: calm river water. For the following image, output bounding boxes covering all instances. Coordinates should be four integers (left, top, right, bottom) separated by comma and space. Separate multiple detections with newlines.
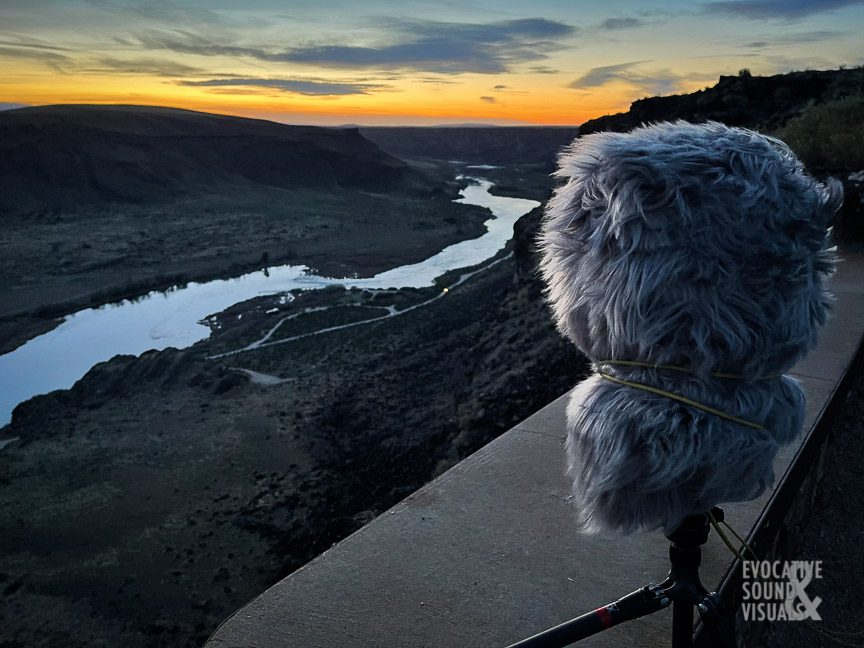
0, 178, 539, 427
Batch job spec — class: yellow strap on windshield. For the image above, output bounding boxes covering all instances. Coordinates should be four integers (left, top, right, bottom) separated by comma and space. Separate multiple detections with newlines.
596, 359, 780, 381
597, 371, 767, 431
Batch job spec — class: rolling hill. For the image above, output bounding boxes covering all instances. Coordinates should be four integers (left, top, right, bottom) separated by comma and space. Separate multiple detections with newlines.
0, 105, 436, 216
0, 105, 491, 322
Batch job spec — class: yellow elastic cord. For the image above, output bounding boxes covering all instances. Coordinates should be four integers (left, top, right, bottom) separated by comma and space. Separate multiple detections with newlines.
707, 512, 864, 643
707, 510, 758, 562
597, 372, 767, 431
707, 514, 864, 644
596, 359, 779, 381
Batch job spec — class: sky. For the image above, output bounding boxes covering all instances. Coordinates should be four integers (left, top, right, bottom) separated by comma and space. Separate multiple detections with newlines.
1, 0, 863, 126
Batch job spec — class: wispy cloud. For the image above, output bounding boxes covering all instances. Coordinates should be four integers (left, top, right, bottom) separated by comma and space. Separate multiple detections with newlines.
384, 16, 574, 40
631, 69, 715, 95
0, 34, 77, 73
702, 0, 864, 19
87, 0, 226, 25
569, 61, 714, 95
0, 45, 73, 72
760, 53, 840, 73
0, 36, 73, 53
569, 61, 650, 88
528, 65, 559, 74
598, 17, 647, 30
178, 78, 385, 96
743, 30, 848, 47
137, 17, 577, 74
479, 95, 497, 103
489, 83, 528, 95
93, 56, 205, 76
136, 30, 264, 59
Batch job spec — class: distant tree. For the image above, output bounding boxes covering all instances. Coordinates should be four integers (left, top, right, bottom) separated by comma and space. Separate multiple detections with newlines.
739, 68, 752, 78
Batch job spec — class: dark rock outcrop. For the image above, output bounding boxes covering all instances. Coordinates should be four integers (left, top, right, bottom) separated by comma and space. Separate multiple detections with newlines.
580, 68, 864, 135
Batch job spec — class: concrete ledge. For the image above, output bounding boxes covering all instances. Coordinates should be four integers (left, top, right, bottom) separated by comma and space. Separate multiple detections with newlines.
207, 247, 864, 648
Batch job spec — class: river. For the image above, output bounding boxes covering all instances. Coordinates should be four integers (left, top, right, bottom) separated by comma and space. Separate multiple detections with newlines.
0, 178, 539, 428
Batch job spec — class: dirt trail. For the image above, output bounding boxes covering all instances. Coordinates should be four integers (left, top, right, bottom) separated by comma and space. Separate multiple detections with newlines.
208, 253, 512, 360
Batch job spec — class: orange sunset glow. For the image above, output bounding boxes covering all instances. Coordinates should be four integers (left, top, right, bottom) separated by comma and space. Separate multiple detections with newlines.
2, 1, 863, 125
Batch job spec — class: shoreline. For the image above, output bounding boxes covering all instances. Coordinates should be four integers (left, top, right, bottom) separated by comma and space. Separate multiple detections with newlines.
0, 173, 593, 648
0, 176, 496, 356
0, 218, 586, 648
0, 175, 546, 430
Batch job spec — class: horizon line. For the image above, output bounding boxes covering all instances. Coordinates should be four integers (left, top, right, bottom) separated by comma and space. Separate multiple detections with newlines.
0, 101, 585, 128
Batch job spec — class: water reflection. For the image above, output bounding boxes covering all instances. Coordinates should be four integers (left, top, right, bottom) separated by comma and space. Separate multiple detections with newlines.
0, 179, 538, 427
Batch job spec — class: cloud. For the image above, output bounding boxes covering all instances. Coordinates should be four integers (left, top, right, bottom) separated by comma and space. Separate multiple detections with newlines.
598, 17, 647, 30
760, 53, 840, 72
190, 87, 277, 96
0, 45, 73, 72
569, 61, 715, 95
278, 20, 574, 73
135, 30, 264, 59
93, 56, 205, 76
384, 16, 575, 41
0, 102, 28, 111
569, 60, 650, 88
137, 17, 577, 74
528, 65, 560, 74
702, 0, 864, 19
630, 69, 711, 95
743, 30, 848, 47
479, 95, 497, 103
0, 36, 72, 53
87, 0, 226, 25
178, 78, 385, 96
489, 83, 528, 95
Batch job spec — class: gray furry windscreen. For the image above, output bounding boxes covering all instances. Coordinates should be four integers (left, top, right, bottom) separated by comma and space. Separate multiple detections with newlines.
540, 121, 840, 534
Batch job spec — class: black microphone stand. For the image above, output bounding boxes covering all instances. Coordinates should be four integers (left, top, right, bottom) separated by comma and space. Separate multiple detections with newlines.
505, 507, 736, 648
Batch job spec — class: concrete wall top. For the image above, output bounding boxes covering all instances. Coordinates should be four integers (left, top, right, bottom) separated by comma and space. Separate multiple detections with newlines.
207, 246, 864, 648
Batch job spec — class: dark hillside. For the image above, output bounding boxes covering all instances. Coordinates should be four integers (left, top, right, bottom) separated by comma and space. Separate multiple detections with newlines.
0, 105, 432, 216
580, 67, 864, 135
579, 68, 864, 242
360, 126, 580, 170
0, 105, 493, 324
